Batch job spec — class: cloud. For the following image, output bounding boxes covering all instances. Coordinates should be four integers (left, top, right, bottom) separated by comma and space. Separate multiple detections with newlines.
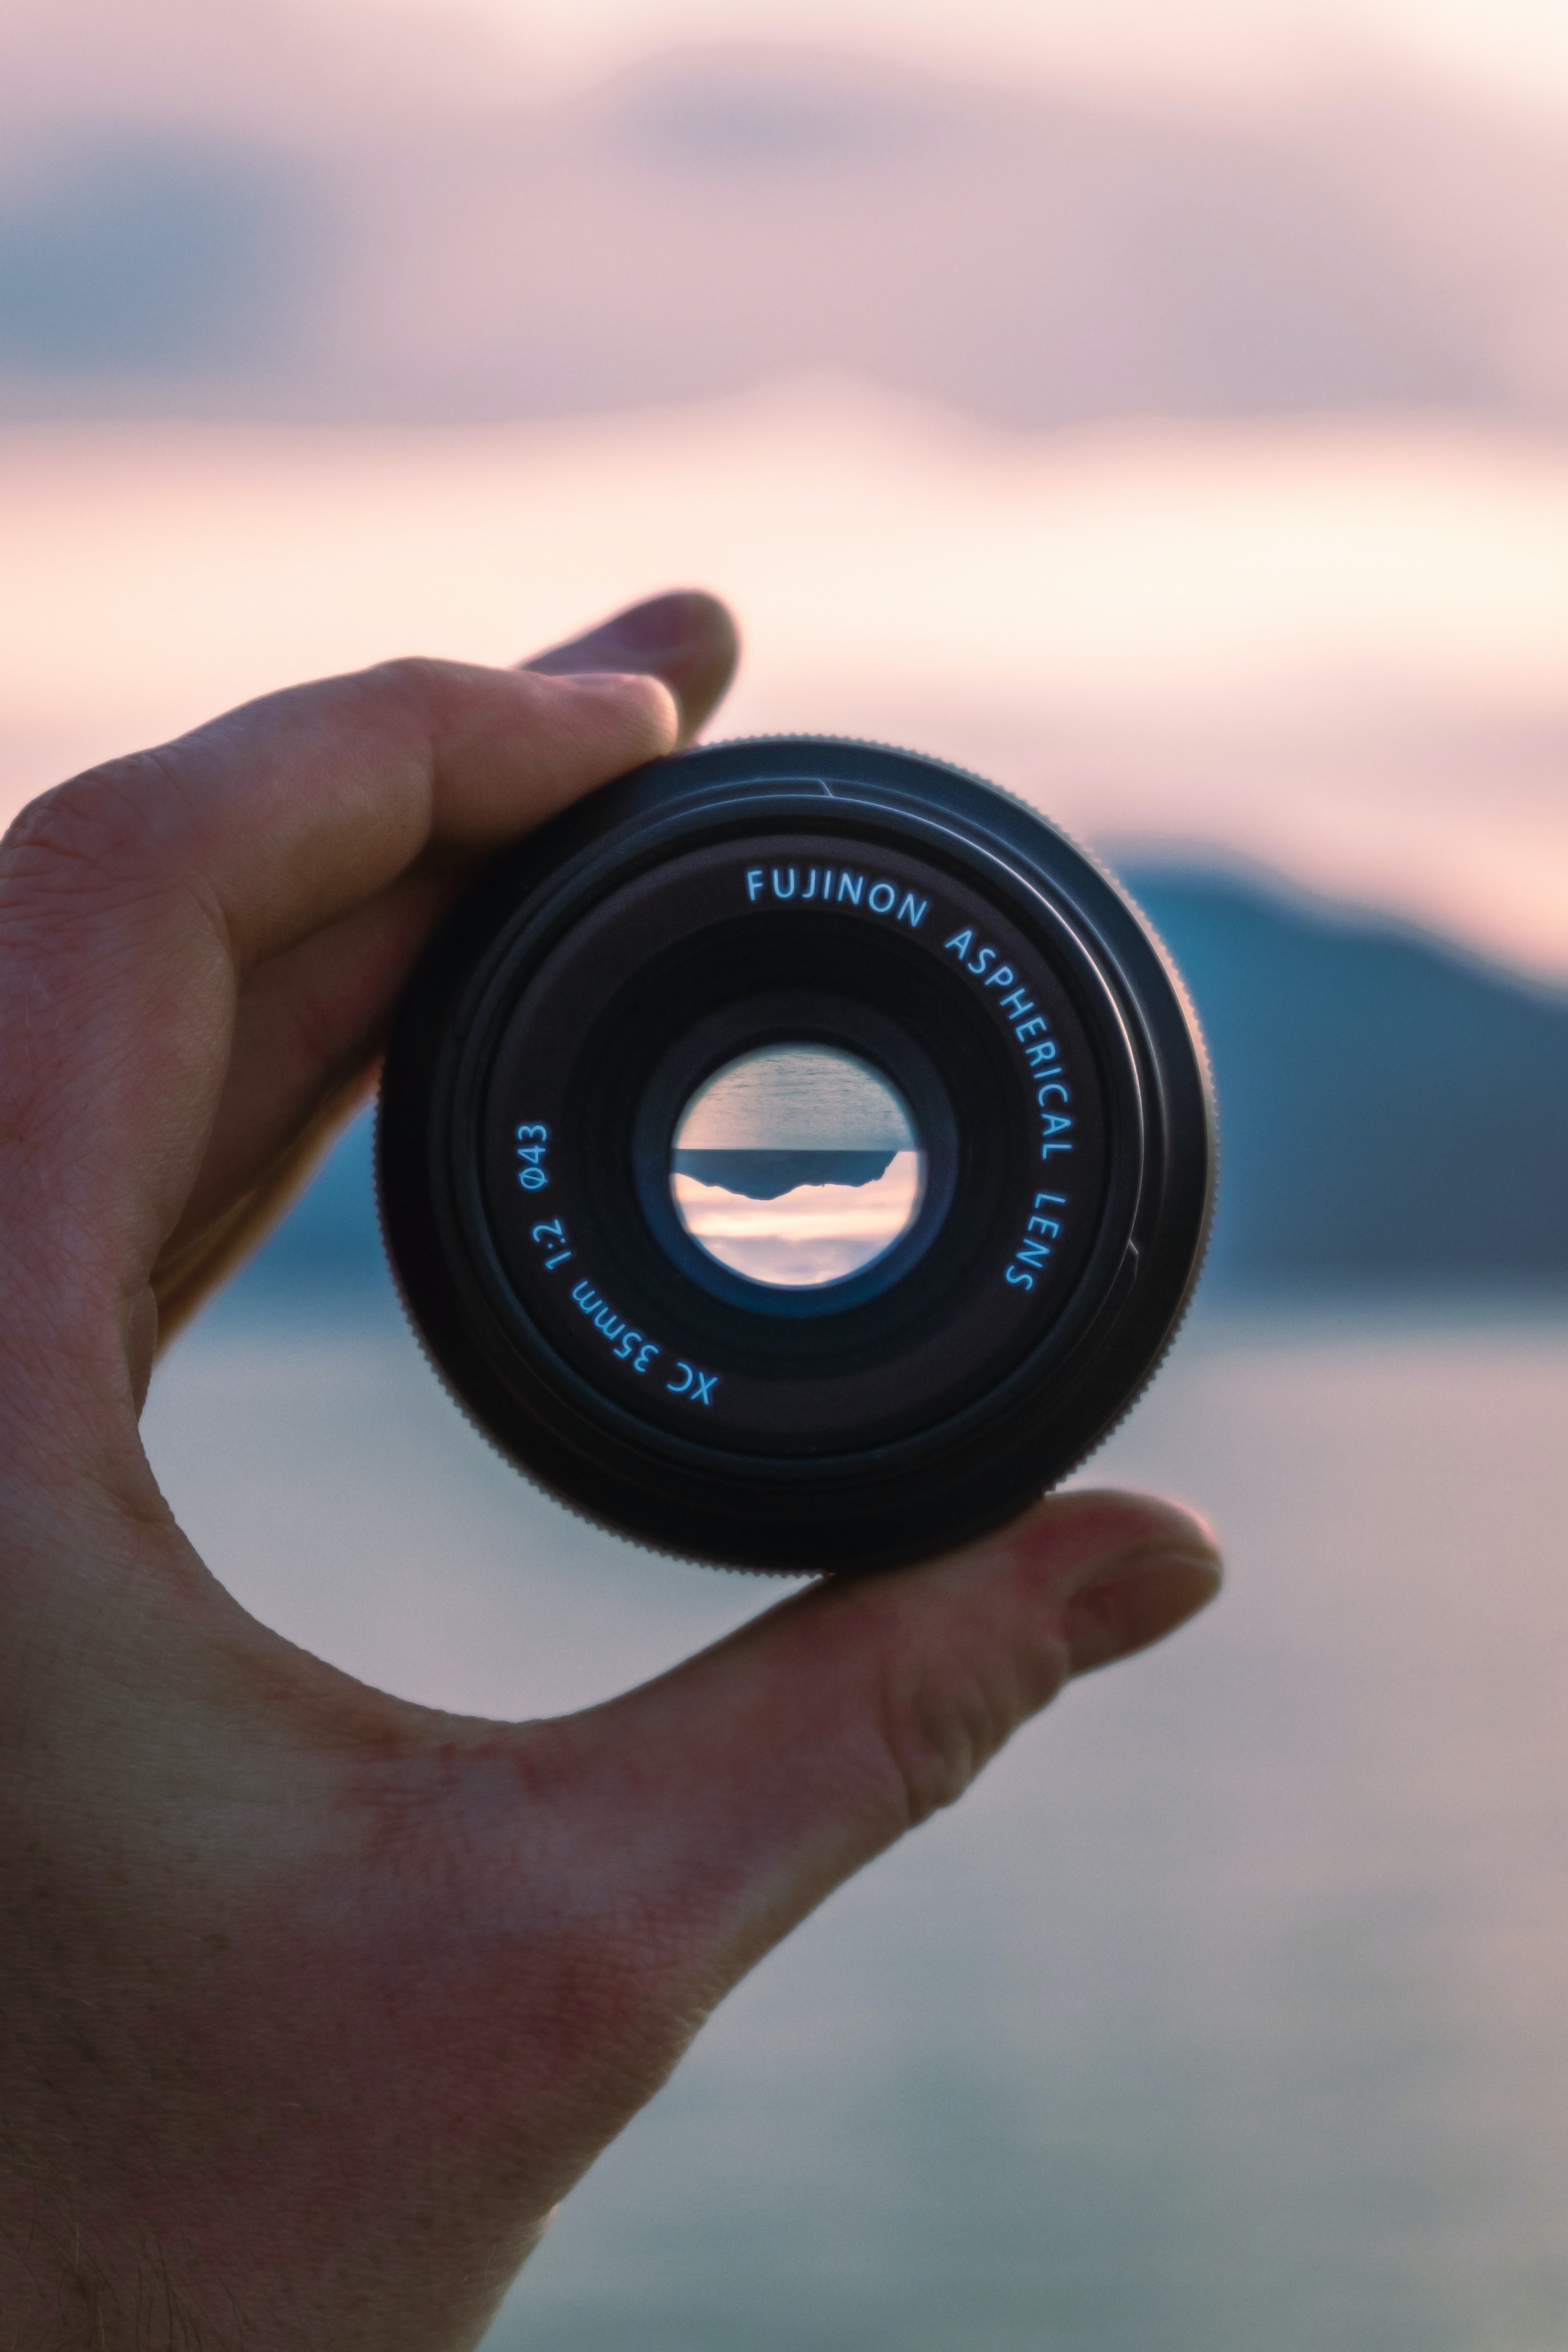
0, 16, 1562, 424
2, 385, 1564, 973
0, 135, 329, 377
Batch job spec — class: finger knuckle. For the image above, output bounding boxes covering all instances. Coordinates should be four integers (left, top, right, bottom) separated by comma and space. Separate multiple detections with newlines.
877, 1647, 1020, 1829
380, 653, 448, 689
1, 756, 180, 908
366, 653, 456, 717
351, 655, 480, 763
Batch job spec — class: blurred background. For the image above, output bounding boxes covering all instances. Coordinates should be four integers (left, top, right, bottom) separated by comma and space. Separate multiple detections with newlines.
9, 0, 1568, 2344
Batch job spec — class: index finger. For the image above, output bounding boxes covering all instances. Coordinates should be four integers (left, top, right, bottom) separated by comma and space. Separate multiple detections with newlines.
16, 658, 679, 977
0, 651, 682, 1443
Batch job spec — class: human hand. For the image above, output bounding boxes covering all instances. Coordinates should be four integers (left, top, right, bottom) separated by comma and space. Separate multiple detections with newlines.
0, 594, 1221, 2350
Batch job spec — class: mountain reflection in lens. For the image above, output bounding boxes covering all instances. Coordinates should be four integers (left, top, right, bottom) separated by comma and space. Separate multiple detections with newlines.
671, 1044, 925, 1289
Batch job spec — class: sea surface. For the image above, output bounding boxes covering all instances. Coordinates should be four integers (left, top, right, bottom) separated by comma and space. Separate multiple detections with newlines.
142, 1293, 1568, 2352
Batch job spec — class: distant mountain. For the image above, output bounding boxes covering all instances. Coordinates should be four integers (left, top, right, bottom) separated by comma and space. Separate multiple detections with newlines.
672, 1149, 896, 1198
1124, 867, 1568, 1280
229, 866, 1568, 1311
3, 29, 1567, 424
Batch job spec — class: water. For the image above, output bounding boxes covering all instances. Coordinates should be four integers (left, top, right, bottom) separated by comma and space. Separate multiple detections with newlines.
142, 1295, 1568, 2352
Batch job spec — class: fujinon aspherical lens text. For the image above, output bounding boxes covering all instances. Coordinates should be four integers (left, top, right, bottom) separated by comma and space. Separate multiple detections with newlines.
377, 738, 1215, 1573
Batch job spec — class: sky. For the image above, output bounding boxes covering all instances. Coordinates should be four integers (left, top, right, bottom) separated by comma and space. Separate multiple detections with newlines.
326, 0, 1568, 111
3, 0, 1566, 980
6, 389, 1564, 979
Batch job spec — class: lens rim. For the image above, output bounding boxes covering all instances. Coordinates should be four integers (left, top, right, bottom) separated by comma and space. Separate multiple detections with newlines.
377, 738, 1215, 1573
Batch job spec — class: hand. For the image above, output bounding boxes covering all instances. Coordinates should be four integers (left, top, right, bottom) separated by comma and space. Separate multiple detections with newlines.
0, 594, 1222, 2351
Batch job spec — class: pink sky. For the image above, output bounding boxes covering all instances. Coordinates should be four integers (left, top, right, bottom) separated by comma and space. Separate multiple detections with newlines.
3, 385, 1565, 978
2, 3, 1565, 982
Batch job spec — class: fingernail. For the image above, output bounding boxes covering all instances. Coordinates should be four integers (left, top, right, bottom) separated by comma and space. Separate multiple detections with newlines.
527, 590, 734, 677
1063, 1543, 1224, 1676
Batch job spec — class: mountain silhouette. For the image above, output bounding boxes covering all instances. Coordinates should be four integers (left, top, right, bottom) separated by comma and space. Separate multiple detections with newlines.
1123, 866, 1568, 1281
672, 1148, 896, 1198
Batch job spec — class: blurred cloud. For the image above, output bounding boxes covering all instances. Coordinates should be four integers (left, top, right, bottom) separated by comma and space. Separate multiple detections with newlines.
0, 134, 328, 378
1, 14, 1564, 424
2, 0, 1564, 982
2, 387, 1564, 977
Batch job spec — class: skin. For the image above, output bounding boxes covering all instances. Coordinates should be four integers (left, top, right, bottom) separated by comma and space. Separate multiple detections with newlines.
0, 592, 1222, 2351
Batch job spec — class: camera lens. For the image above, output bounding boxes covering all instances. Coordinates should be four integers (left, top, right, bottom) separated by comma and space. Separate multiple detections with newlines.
377, 737, 1214, 1574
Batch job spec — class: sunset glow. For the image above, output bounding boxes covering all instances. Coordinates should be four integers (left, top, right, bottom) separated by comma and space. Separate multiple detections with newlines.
4, 0, 1567, 986
4, 387, 1565, 979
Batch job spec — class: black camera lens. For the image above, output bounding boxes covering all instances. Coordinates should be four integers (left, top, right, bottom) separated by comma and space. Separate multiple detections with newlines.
377, 737, 1214, 1574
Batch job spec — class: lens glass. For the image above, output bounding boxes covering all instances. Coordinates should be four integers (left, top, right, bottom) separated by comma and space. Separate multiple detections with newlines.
670, 1043, 925, 1289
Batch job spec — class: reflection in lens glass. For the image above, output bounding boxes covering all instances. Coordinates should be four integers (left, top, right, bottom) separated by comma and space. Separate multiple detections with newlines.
670, 1044, 925, 1289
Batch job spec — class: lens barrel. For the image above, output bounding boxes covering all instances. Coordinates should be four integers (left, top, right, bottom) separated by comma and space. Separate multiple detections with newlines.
377, 737, 1214, 1573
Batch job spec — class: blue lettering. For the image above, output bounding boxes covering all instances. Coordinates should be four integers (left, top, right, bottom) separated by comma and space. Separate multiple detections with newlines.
573, 1285, 662, 1374
1005, 1263, 1035, 1291
772, 867, 798, 900
896, 891, 929, 929
868, 881, 896, 913
943, 934, 1081, 1146
531, 1217, 573, 1268
745, 866, 765, 902
837, 871, 865, 906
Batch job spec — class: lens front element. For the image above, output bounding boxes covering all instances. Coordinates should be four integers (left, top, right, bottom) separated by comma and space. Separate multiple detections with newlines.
670, 1044, 925, 1289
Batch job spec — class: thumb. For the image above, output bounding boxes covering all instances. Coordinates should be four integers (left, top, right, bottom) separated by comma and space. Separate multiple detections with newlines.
560, 1490, 1221, 2005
